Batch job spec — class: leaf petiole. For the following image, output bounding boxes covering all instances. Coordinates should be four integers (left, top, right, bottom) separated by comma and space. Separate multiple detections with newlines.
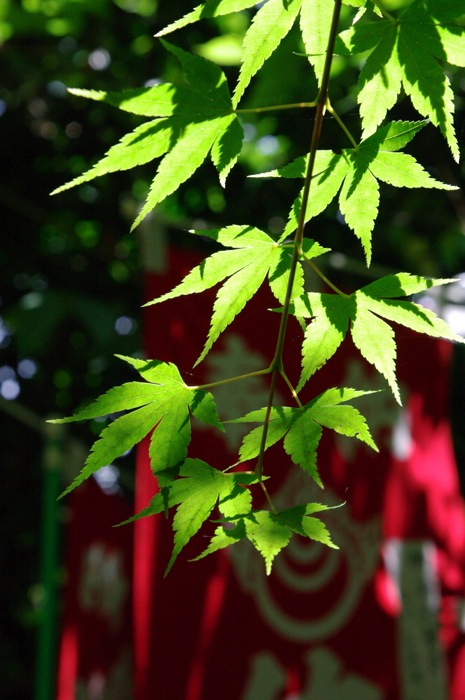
326, 100, 358, 149
301, 255, 350, 298
260, 481, 277, 515
190, 366, 271, 392
235, 101, 318, 115
280, 371, 303, 409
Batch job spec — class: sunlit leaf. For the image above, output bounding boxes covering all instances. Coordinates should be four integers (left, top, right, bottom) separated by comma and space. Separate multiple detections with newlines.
144, 225, 328, 364
54, 43, 243, 225
339, 1, 465, 159
51, 357, 223, 495
297, 275, 465, 402
262, 122, 455, 262
195, 502, 339, 574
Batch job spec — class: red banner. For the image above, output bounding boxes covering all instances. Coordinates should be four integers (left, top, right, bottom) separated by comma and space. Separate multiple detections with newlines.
56, 478, 134, 700
135, 246, 465, 699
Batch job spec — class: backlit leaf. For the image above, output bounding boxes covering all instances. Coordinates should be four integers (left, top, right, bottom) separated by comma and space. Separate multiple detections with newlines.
341, 1, 465, 159
54, 43, 243, 226
155, 0, 258, 37
196, 502, 339, 574
166, 459, 257, 573
264, 122, 454, 262
232, 0, 304, 107
299, 0, 334, 86
144, 225, 328, 364
52, 357, 223, 495
297, 276, 464, 402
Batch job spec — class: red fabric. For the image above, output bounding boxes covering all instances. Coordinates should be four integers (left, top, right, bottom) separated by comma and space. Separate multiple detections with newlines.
56, 479, 134, 699
135, 246, 465, 699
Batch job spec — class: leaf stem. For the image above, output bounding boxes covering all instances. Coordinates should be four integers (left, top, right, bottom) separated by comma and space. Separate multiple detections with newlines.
260, 481, 277, 515
301, 256, 350, 298
254, 0, 343, 489
255, 368, 279, 481
280, 371, 303, 408
190, 367, 271, 391
235, 101, 317, 114
326, 100, 358, 149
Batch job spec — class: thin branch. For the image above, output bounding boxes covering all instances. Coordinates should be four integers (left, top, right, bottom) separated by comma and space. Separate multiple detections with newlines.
254, 0, 344, 488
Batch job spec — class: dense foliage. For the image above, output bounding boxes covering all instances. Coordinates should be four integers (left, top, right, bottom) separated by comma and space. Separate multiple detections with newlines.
52, 0, 465, 573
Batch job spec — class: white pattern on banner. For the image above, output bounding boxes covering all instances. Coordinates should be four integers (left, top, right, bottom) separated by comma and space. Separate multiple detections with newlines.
384, 540, 448, 700
75, 647, 133, 700
230, 469, 380, 641
241, 647, 383, 700
78, 542, 129, 630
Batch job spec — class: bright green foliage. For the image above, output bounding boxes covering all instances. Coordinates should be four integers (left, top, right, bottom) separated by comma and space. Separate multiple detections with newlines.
264, 121, 456, 263
145, 225, 329, 363
338, 0, 465, 158
52, 0, 465, 574
231, 387, 377, 486
294, 275, 464, 402
300, 0, 334, 86
51, 355, 223, 496
155, 0, 258, 38
52, 42, 244, 228
232, 0, 304, 106
120, 458, 259, 573
194, 502, 339, 575
156, 0, 372, 100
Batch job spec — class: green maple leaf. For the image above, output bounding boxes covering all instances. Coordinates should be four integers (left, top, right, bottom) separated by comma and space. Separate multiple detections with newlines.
258, 121, 456, 263
299, 0, 335, 86
194, 502, 339, 575
156, 0, 370, 105
231, 387, 377, 485
339, 0, 465, 158
294, 274, 464, 402
52, 42, 243, 228
119, 458, 259, 573
50, 356, 223, 496
165, 460, 257, 573
155, 0, 259, 38
144, 225, 329, 365
157, 0, 305, 103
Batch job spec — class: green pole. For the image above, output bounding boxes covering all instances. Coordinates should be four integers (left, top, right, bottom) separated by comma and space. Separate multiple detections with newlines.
35, 423, 64, 700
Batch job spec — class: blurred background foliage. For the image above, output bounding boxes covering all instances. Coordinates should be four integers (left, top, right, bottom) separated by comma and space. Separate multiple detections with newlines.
1, 0, 465, 696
